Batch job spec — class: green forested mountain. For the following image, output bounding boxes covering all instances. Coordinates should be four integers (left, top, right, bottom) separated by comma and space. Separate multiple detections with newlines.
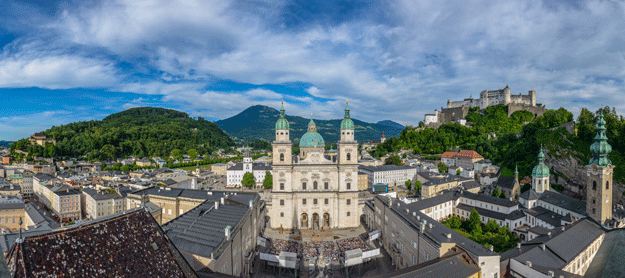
215, 105, 404, 143
375, 104, 625, 184
10, 107, 234, 160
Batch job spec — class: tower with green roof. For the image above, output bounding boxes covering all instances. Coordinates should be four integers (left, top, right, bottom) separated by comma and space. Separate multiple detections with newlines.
338, 100, 358, 168
272, 101, 292, 188
531, 148, 550, 193
586, 111, 614, 224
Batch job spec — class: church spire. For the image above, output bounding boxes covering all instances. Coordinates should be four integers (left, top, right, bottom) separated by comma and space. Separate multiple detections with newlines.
340, 100, 354, 130
589, 111, 612, 167
275, 100, 289, 130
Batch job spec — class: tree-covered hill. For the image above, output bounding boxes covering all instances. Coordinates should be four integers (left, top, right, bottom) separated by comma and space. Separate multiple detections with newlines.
10, 107, 234, 160
374, 104, 625, 184
215, 105, 404, 143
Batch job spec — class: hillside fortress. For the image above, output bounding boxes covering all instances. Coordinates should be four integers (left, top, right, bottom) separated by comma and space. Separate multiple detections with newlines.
424, 85, 546, 128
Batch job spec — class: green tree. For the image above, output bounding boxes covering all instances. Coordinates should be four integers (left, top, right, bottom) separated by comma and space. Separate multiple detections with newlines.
402, 153, 407, 159
242, 172, 255, 188
171, 149, 183, 160
263, 171, 273, 189
405, 179, 412, 191
120, 165, 131, 172
448, 215, 462, 229
187, 149, 199, 160
499, 192, 507, 199
385, 154, 402, 166
484, 219, 499, 234
414, 180, 422, 195
468, 209, 482, 235
437, 162, 448, 173
456, 168, 461, 175
521, 184, 531, 193
492, 187, 500, 198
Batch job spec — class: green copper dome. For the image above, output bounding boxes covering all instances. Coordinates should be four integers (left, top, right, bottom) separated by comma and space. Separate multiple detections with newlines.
275, 102, 290, 130
589, 112, 612, 166
532, 149, 550, 178
340, 101, 354, 130
299, 118, 325, 147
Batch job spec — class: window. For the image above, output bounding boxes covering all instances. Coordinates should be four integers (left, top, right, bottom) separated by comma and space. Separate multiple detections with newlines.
325, 198, 329, 205
280, 153, 284, 161
347, 211, 351, 216
411, 254, 417, 265
280, 183, 284, 190
593, 181, 597, 190
280, 200, 284, 206
347, 183, 351, 190
347, 199, 351, 205
593, 198, 596, 204
347, 153, 351, 160
324, 182, 329, 189
313, 199, 318, 205
606, 181, 610, 190
303, 199, 307, 205
168, 209, 172, 215
302, 182, 307, 190
424, 252, 431, 261
280, 212, 284, 217
314, 181, 318, 189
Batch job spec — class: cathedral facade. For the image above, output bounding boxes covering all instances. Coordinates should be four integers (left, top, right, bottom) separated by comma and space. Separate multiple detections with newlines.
269, 102, 360, 230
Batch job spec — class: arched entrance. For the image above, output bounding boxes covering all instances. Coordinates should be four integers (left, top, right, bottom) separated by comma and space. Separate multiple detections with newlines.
301, 213, 308, 229
312, 213, 320, 229
323, 213, 330, 228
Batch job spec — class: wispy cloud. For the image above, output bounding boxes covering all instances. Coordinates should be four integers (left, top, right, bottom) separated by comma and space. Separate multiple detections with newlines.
0, 0, 623, 139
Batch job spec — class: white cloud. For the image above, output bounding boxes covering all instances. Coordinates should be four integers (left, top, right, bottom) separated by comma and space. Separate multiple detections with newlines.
2, 0, 624, 125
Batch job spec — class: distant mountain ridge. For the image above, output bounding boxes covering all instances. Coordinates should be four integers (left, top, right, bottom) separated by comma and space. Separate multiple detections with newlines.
216, 105, 404, 143
0, 141, 13, 148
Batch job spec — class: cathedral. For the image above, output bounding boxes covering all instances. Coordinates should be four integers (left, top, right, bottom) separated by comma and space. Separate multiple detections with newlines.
269, 102, 360, 230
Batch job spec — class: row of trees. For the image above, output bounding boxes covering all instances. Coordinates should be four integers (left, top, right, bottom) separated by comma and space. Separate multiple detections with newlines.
241, 171, 273, 189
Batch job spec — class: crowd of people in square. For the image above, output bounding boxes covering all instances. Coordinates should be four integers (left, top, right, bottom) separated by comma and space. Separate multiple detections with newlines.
299, 241, 340, 262
267, 239, 299, 255
337, 237, 370, 252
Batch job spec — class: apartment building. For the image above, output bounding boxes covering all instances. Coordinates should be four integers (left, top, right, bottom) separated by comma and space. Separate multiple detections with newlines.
359, 165, 417, 187
0, 196, 25, 233
363, 195, 500, 277
33, 175, 81, 221
81, 188, 126, 220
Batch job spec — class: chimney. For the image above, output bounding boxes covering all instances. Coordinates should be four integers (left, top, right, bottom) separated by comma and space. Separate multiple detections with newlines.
221, 197, 225, 205
419, 221, 425, 233
225, 225, 231, 240
249, 200, 253, 208
540, 244, 545, 250
547, 271, 554, 277
489, 245, 494, 252
517, 243, 521, 249
526, 261, 532, 268
561, 226, 565, 231
446, 233, 452, 239
428, 223, 432, 229
412, 212, 416, 217
215, 201, 219, 210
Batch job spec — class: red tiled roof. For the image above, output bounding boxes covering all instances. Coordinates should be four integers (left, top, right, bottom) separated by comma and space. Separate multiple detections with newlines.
455, 150, 483, 159
441, 152, 458, 159
6, 209, 197, 278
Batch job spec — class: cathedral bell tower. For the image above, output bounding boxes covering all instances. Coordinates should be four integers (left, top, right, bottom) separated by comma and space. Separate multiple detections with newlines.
272, 101, 292, 171
586, 112, 613, 224
338, 100, 357, 165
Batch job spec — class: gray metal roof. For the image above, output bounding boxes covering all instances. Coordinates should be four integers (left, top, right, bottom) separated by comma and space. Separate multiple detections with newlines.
538, 190, 587, 216
227, 163, 272, 171
456, 203, 509, 221
162, 201, 250, 259
460, 191, 517, 208
584, 228, 625, 278
359, 165, 417, 172
519, 189, 539, 201
381, 250, 480, 278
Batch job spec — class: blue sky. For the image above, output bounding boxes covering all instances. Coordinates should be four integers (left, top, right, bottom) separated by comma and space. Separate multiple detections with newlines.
0, 0, 624, 141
